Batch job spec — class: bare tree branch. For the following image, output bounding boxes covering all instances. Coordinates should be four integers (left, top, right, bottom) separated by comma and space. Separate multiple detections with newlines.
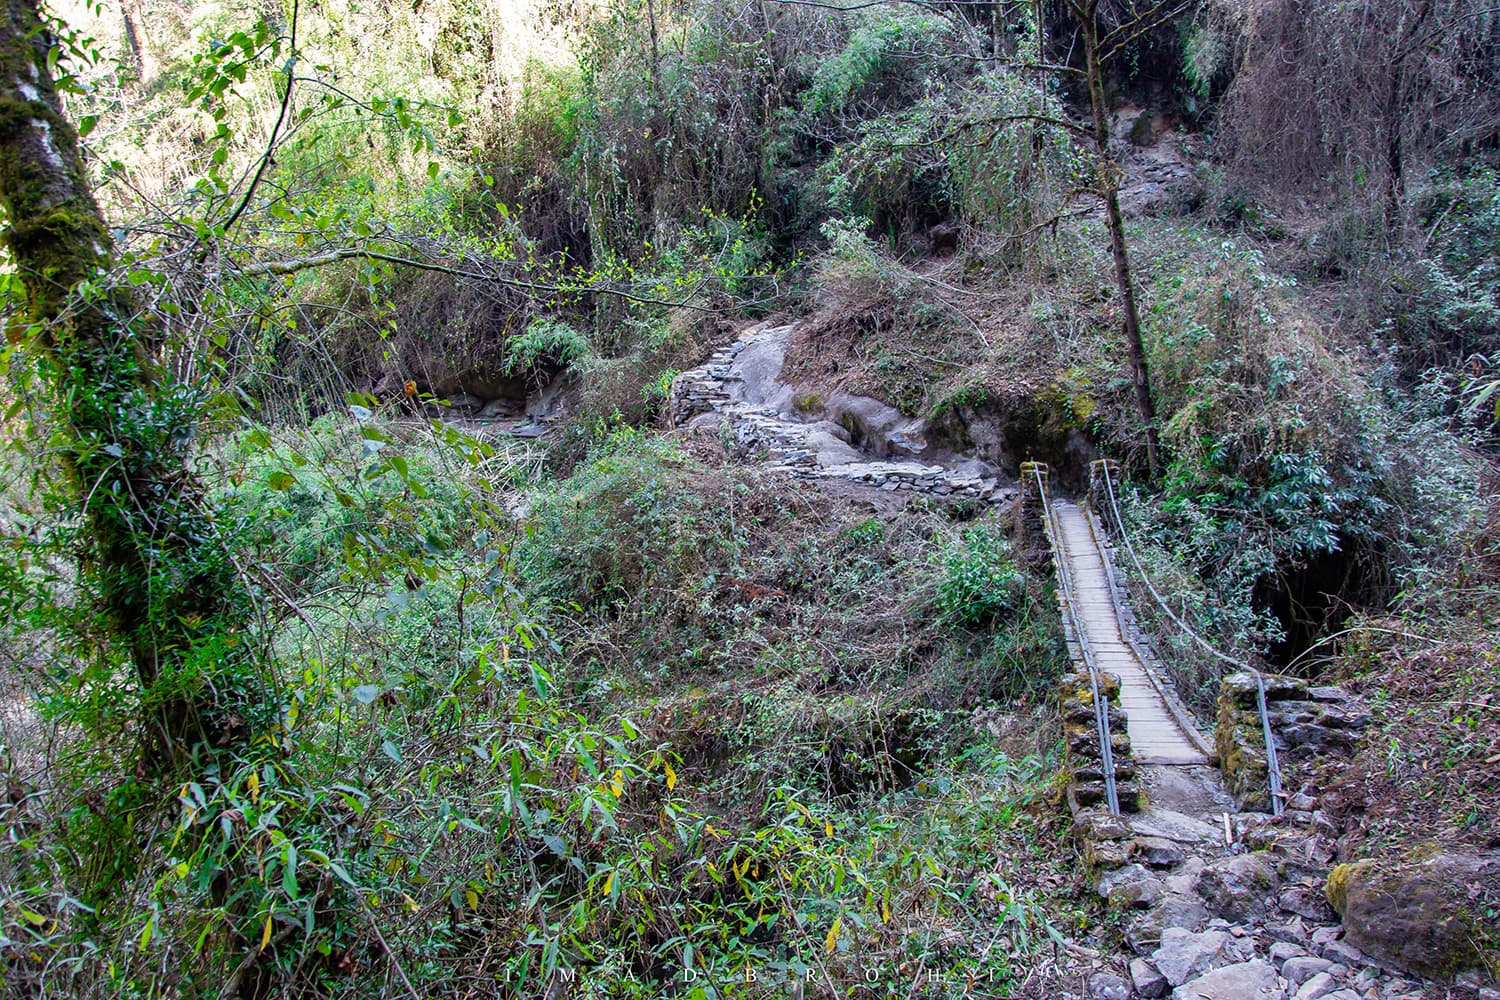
221, 0, 299, 233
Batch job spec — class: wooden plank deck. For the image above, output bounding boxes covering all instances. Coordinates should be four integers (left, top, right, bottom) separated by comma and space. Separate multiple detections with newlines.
1052, 500, 1207, 767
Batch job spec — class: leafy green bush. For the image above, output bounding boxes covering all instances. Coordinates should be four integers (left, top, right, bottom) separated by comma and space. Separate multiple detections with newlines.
936, 523, 1023, 626
803, 9, 954, 117
517, 431, 732, 608
503, 315, 593, 376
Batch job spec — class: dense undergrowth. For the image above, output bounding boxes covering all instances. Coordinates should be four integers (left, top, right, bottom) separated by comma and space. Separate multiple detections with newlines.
3, 0, 1500, 994
0, 418, 1076, 997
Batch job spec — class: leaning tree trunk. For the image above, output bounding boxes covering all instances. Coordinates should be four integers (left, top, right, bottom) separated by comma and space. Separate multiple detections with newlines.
0, 0, 251, 769
1078, 3, 1162, 478
118, 0, 157, 83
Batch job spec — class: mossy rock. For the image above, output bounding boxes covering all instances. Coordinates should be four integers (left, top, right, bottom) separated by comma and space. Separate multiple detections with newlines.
1059, 671, 1121, 709
1326, 849, 1499, 979
1325, 860, 1369, 914
792, 391, 825, 414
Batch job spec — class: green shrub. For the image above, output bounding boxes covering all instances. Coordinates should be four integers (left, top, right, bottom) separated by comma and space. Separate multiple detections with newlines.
803, 8, 954, 117
936, 524, 1023, 626
504, 315, 593, 375
517, 431, 731, 608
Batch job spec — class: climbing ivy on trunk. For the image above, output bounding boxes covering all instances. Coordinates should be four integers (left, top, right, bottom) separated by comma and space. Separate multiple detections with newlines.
0, 0, 260, 770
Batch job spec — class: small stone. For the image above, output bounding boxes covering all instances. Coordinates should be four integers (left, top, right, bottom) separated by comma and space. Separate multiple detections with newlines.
1136, 836, 1187, 868
1091, 839, 1133, 869
1320, 941, 1366, 969
1269, 941, 1308, 967
1131, 957, 1169, 999
1282, 956, 1333, 987
1127, 893, 1210, 954
1310, 926, 1342, 951
1075, 810, 1134, 842
1288, 792, 1318, 811
1264, 920, 1311, 946
1164, 856, 1208, 894
1279, 886, 1335, 922
1109, 875, 1165, 910
1295, 973, 1339, 1000
1089, 972, 1131, 1000
1096, 862, 1153, 895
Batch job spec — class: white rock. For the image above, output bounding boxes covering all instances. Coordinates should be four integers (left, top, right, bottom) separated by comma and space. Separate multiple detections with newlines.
1295, 972, 1340, 1000
1172, 959, 1286, 1000
1282, 956, 1333, 986
1154, 928, 1231, 986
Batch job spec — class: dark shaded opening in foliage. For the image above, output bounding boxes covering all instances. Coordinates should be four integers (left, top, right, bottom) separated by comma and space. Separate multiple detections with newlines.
1256, 537, 1393, 669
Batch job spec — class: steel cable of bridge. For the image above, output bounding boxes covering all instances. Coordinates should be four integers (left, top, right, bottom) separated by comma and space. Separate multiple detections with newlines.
1095, 461, 1283, 816
1031, 464, 1121, 817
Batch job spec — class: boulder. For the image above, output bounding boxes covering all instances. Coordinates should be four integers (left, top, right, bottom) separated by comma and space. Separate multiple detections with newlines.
1172, 959, 1286, 1000
1195, 852, 1281, 923
1131, 957, 1169, 998
1153, 927, 1242, 986
1326, 850, 1499, 979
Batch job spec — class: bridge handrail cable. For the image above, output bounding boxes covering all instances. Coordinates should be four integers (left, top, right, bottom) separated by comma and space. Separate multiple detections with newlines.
1031, 465, 1120, 817
1095, 461, 1283, 816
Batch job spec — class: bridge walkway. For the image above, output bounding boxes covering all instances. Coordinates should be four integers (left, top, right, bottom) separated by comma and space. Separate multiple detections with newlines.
1050, 498, 1208, 767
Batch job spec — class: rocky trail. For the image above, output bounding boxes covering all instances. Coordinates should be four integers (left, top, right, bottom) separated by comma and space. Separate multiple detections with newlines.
671, 321, 1018, 506
669, 321, 1493, 1000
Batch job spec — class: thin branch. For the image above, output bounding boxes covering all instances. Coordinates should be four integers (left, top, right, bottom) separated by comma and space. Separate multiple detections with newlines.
236, 245, 720, 312
1097, 0, 1195, 62
222, 0, 299, 233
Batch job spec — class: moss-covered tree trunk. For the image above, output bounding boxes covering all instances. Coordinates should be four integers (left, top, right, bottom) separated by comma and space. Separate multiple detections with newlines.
0, 0, 250, 769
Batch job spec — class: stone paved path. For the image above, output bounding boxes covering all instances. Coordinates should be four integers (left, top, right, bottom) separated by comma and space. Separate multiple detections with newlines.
672, 322, 1017, 505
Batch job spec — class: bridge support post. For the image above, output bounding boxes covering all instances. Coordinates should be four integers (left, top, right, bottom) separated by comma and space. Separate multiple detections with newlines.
1017, 461, 1051, 570
1060, 671, 1140, 816
1087, 459, 1122, 520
